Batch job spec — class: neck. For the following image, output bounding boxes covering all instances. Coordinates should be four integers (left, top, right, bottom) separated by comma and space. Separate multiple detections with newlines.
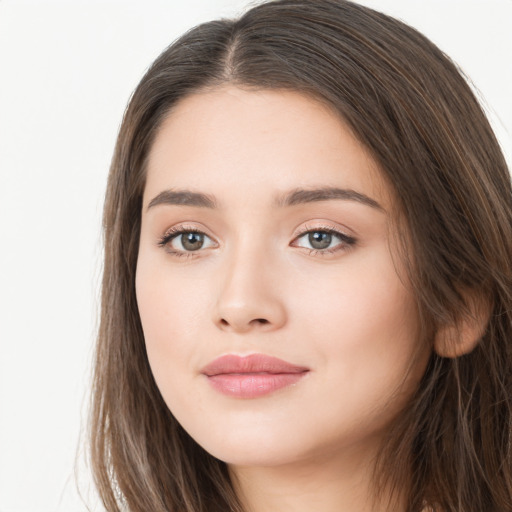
229, 441, 405, 512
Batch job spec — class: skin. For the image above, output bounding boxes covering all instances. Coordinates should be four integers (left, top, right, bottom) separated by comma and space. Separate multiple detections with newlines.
136, 86, 431, 512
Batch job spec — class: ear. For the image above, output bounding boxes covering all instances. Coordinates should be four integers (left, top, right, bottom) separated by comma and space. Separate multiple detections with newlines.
434, 291, 491, 358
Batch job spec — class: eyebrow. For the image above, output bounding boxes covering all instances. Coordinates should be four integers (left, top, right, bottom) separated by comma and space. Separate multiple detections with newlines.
147, 187, 384, 211
148, 189, 218, 210
274, 187, 384, 210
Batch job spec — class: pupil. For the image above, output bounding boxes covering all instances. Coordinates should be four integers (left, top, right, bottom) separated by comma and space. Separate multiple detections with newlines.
309, 231, 331, 249
182, 232, 204, 251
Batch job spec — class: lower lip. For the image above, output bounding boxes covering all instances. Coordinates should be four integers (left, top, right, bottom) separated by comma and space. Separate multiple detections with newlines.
206, 372, 307, 398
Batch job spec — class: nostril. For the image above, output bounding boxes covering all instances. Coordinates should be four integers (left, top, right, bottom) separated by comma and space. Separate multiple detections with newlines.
219, 318, 269, 327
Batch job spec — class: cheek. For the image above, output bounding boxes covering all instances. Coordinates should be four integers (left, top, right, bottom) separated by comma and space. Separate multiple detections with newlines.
293, 246, 418, 348
135, 258, 207, 385
291, 247, 423, 407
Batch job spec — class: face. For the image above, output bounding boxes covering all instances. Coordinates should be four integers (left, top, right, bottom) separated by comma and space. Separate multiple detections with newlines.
136, 86, 429, 469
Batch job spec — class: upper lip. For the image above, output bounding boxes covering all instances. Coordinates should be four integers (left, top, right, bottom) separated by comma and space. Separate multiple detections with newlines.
201, 353, 310, 376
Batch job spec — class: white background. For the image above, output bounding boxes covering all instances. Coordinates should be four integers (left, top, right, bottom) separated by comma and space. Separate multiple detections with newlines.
0, 1, 510, 511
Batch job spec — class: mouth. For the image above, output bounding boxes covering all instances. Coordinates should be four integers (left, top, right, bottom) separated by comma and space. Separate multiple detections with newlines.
201, 353, 310, 398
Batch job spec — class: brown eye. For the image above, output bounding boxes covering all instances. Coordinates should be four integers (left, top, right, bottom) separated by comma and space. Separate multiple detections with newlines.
169, 230, 216, 253
179, 232, 205, 251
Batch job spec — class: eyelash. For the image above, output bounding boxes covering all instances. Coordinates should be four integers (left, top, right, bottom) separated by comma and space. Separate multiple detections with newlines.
157, 226, 208, 258
294, 223, 357, 256
157, 224, 357, 259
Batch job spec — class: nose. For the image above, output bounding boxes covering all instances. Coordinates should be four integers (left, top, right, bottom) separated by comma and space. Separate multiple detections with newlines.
213, 246, 287, 333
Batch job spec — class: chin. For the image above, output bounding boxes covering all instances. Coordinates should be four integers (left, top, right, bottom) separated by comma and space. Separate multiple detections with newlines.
209, 443, 303, 468
188, 424, 307, 467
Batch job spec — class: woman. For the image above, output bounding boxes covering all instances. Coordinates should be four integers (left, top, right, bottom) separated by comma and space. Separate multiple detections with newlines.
89, 1, 512, 510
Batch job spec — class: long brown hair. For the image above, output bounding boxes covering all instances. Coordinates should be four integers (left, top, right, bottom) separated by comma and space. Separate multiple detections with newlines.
89, 1, 512, 510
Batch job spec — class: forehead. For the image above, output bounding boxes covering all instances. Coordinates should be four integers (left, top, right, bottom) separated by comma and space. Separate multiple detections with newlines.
144, 86, 391, 210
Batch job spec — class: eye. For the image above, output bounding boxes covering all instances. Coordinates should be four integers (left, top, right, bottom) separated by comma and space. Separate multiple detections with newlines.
292, 227, 356, 255
158, 227, 216, 255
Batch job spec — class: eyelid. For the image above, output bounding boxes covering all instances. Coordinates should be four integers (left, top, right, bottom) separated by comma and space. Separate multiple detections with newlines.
291, 221, 355, 240
157, 223, 218, 254
290, 222, 357, 255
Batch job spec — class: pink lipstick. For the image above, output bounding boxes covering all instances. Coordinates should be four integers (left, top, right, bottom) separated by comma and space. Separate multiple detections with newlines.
201, 354, 309, 398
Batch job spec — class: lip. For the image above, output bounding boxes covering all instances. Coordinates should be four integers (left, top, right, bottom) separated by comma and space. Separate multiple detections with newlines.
201, 354, 310, 398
